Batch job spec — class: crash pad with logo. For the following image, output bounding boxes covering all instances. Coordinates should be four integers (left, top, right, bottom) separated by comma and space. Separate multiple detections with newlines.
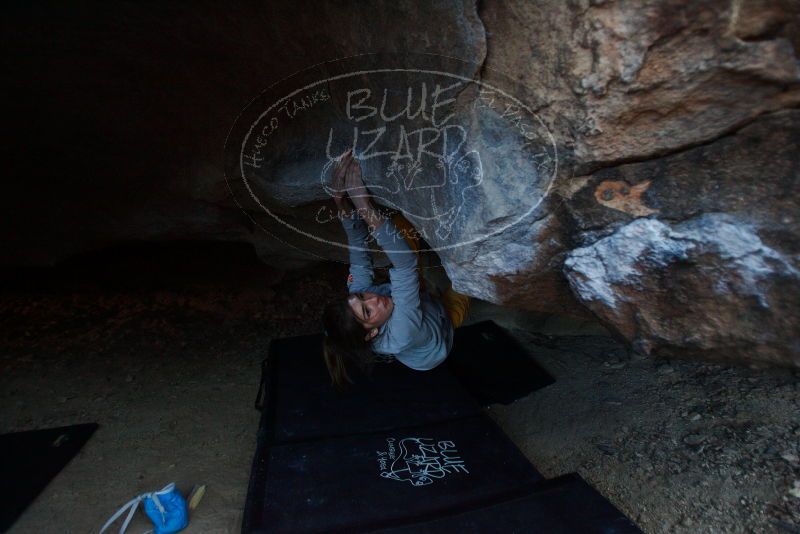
243, 323, 640, 533
245, 416, 544, 532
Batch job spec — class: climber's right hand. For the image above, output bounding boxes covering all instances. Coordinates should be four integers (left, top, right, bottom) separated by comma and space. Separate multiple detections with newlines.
331, 149, 354, 212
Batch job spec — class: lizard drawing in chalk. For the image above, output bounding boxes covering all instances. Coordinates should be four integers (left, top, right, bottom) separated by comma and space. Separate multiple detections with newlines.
321, 131, 483, 243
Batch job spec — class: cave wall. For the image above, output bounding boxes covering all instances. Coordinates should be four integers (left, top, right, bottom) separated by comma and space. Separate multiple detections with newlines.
3, 0, 799, 366
2, 0, 485, 267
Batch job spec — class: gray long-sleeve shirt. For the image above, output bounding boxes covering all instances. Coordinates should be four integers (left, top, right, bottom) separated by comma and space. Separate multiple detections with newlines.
341, 212, 453, 371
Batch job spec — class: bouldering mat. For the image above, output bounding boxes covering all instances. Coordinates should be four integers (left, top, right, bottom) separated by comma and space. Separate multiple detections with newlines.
256, 332, 482, 443
0, 423, 98, 532
243, 327, 638, 533
449, 320, 555, 405
244, 331, 545, 532
243, 415, 545, 532
378, 473, 641, 533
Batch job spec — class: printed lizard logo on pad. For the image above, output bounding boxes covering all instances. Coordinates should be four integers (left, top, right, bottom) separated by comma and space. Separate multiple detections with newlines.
376, 437, 469, 487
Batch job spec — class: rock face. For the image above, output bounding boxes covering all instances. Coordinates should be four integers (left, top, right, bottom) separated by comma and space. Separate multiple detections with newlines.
455, 0, 800, 366
4, 1, 800, 366
560, 110, 800, 365
478, 0, 800, 170
2, 1, 487, 268
564, 215, 799, 365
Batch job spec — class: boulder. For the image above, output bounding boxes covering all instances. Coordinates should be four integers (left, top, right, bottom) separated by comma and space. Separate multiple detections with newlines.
560, 110, 800, 366
564, 215, 799, 366
2, 0, 487, 268
3, 0, 799, 365
478, 0, 800, 170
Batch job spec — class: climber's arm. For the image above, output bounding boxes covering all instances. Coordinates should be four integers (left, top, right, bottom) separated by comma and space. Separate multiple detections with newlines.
333, 151, 374, 292
346, 158, 423, 338
345, 156, 385, 234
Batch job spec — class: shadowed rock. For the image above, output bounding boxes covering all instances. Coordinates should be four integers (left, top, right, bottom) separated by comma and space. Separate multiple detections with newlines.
3, 1, 799, 366
564, 215, 799, 366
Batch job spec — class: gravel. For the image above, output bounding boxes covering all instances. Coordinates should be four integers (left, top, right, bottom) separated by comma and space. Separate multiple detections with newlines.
1, 263, 798, 533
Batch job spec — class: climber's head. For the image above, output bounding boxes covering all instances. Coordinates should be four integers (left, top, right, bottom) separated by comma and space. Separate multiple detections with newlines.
346, 291, 394, 337
321, 292, 392, 388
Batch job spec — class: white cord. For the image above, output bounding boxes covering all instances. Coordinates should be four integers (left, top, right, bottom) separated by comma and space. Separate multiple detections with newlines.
99, 483, 176, 534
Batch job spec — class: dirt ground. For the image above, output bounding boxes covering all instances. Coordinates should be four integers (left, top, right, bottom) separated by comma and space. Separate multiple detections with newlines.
1, 256, 799, 533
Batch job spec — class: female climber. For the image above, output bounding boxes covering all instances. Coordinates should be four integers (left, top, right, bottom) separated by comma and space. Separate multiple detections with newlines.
322, 149, 470, 388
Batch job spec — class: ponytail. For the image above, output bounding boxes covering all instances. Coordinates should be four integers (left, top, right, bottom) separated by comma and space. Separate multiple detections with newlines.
322, 298, 375, 389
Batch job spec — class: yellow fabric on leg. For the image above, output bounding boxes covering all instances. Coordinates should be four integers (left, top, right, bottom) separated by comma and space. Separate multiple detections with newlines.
440, 286, 470, 328
389, 211, 470, 325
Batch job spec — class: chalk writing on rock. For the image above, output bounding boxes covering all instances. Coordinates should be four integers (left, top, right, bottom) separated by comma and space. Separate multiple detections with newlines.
227, 56, 559, 255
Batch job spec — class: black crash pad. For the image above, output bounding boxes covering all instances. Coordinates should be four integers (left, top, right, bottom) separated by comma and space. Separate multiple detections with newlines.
245, 416, 545, 532
244, 325, 639, 533
259, 333, 482, 443
449, 320, 555, 405
378, 473, 641, 533
244, 330, 545, 532
0, 423, 98, 532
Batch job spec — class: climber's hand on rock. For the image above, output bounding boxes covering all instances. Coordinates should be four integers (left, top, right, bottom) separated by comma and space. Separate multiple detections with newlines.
331, 149, 354, 214
345, 157, 384, 231
344, 156, 371, 210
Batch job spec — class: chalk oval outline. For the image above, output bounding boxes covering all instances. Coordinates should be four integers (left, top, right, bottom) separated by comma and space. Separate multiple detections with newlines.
227, 58, 558, 254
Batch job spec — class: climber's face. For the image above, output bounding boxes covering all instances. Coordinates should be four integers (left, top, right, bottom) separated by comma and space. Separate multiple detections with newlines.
347, 291, 393, 331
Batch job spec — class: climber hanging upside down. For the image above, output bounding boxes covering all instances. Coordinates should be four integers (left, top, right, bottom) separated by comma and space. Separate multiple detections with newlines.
322, 150, 470, 388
